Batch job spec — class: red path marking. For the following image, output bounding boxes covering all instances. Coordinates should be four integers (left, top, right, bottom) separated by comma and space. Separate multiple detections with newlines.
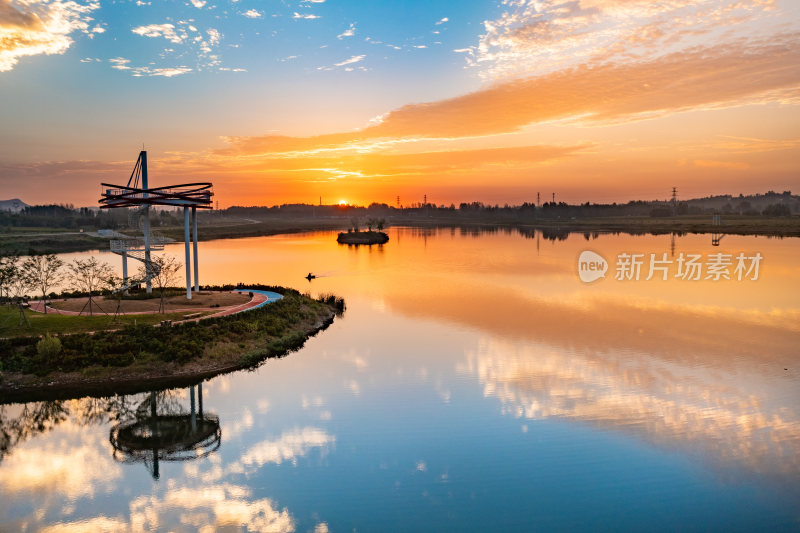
27, 291, 268, 323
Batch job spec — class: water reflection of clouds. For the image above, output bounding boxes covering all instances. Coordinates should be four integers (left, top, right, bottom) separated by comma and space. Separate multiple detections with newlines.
38, 484, 295, 533
239, 427, 334, 469
463, 337, 800, 483
182, 426, 335, 485
0, 398, 332, 531
0, 425, 121, 499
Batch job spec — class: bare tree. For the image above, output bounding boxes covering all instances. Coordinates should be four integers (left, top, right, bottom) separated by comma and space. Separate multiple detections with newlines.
138, 255, 181, 313
69, 257, 114, 316
376, 218, 386, 231
22, 254, 64, 314
104, 273, 127, 323
8, 270, 31, 327
0, 253, 19, 305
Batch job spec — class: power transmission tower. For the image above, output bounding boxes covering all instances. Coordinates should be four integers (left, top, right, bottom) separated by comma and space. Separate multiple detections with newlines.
671, 187, 678, 216
537, 192, 540, 207
552, 192, 555, 204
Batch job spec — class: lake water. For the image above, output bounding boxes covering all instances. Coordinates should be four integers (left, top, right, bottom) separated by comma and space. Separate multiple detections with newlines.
2, 227, 799, 531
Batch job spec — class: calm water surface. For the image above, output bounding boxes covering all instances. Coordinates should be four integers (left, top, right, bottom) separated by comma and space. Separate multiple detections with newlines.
1, 228, 799, 531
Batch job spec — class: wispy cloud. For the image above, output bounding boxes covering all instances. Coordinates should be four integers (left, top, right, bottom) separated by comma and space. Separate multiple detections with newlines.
293, 12, 320, 20
337, 22, 355, 39
316, 53, 366, 71
466, 0, 797, 80
109, 57, 191, 77
129, 21, 222, 75
0, 0, 100, 72
242, 9, 262, 19
132, 23, 185, 44
334, 54, 364, 67
435, 17, 448, 25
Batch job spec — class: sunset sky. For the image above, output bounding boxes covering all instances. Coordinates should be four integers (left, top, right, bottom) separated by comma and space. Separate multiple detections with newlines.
0, 0, 798, 207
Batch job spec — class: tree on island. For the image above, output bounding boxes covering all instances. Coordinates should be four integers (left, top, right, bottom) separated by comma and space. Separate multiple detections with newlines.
22, 254, 64, 314
137, 255, 181, 313
69, 257, 114, 316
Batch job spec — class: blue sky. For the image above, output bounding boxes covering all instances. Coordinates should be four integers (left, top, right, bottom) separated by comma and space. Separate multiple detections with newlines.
1, 0, 497, 161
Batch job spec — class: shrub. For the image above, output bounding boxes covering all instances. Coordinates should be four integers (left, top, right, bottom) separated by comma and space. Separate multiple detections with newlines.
37, 333, 62, 358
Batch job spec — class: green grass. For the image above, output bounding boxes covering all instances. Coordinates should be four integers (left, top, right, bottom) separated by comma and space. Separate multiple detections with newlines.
0, 226, 76, 235
0, 306, 207, 337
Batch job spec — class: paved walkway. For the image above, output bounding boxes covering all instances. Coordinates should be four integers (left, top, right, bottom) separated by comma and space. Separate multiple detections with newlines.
28, 290, 280, 320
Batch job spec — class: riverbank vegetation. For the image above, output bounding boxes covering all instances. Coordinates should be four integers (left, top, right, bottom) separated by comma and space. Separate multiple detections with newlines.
0, 288, 342, 401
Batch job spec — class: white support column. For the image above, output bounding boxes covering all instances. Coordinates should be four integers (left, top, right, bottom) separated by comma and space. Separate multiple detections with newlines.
192, 206, 199, 292
122, 251, 128, 295
143, 206, 152, 293
184, 206, 192, 300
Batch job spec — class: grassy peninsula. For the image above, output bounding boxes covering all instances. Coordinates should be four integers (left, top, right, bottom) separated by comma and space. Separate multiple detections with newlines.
0, 288, 344, 402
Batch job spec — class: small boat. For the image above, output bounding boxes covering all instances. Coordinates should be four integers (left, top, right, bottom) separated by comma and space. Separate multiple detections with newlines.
305, 272, 316, 280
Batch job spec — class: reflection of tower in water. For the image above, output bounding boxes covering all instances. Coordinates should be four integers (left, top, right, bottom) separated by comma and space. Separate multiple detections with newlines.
109, 383, 220, 479
711, 215, 724, 246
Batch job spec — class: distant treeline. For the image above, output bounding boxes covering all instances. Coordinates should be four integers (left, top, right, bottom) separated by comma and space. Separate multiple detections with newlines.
221, 190, 799, 220
2, 191, 797, 230
0, 205, 186, 230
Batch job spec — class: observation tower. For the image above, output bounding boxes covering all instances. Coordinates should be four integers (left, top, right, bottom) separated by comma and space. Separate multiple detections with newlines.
100, 151, 213, 299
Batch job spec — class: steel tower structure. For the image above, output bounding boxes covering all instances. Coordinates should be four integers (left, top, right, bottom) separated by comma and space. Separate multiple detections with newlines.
100, 151, 213, 299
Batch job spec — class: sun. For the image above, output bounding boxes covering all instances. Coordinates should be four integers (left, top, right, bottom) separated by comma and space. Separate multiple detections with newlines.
338, 199, 348, 206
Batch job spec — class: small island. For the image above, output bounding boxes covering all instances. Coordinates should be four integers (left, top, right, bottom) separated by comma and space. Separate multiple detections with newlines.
337, 230, 390, 245
336, 217, 389, 245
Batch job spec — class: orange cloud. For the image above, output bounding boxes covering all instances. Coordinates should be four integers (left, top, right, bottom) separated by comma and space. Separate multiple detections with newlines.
0, 0, 99, 72
203, 144, 587, 178
221, 37, 800, 157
